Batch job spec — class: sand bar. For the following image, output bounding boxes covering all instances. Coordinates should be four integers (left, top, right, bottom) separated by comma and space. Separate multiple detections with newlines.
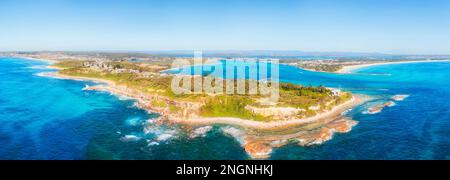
337, 60, 450, 74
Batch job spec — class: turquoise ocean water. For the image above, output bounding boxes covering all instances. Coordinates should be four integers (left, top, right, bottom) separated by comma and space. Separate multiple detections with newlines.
1, 57, 450, 160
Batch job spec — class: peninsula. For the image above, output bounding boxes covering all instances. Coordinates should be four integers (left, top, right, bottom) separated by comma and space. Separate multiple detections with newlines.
284, 59, 450, 73
13, 52, 366, 159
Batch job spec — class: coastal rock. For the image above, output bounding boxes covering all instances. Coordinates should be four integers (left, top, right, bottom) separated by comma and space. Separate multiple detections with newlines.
296, 128, 334, 146
244, 141, 273, 159
391, 95, 409, 101
368, 101, 396, 114
326, 119, 358, 133
385, 101, 396, 107
297, 119, 357, 146
222, 127, 275, 159
311, 127, 335, 145
270, 139, 289, 148
220, 118, 359, 159
84, 83, 204, 120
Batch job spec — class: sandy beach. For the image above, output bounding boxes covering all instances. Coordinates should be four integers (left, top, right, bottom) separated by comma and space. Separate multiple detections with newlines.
169, 95, 366, 130
337, 60, 450, 74
49, 72, 116, 85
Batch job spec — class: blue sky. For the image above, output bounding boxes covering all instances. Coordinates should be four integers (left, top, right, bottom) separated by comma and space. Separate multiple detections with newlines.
0, 0, 449, 54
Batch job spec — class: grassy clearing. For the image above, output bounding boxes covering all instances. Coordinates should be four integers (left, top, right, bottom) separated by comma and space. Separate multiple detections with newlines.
200, 95, 267, 121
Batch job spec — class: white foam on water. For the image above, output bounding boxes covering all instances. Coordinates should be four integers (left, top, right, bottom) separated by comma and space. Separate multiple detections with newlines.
189, 126, 213, 138
341, 109, 352, 116
377, 89, 390, 91
363, 110, 381, 115
144, 120, 179, 144
147, 141, 160, 146
34, 72, 53, 78
117, 95, 133, 101
156, 133, 174, 142
221, 126, 246, 145
120, 135, 142, 142
125, 117, 144, 126
144, 124, 164, 135
27, 65, 48, 70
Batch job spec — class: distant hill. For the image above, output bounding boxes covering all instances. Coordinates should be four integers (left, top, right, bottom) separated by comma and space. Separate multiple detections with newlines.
142, 50, 391, 58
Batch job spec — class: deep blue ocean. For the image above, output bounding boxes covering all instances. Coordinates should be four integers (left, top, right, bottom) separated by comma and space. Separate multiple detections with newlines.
1, 57, 450, 160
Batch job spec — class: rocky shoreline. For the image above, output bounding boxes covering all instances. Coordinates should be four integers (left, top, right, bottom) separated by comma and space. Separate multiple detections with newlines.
49, 72, 367, 159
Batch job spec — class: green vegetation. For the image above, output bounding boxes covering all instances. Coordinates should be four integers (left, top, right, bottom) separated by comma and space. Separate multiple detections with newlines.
169, 104, 181, 112
151, 99, 168, 108
53, 61, 84, 69
54, 60, 353, 122
200, 95, 266, 121
279, 84, 332, 109
57, 62, 174, 95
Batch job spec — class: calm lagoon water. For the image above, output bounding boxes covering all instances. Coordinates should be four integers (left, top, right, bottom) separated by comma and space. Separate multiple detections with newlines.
1, 57, 450, 160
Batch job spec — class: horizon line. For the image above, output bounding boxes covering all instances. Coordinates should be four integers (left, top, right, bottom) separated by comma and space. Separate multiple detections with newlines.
2, 50, 450, 57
